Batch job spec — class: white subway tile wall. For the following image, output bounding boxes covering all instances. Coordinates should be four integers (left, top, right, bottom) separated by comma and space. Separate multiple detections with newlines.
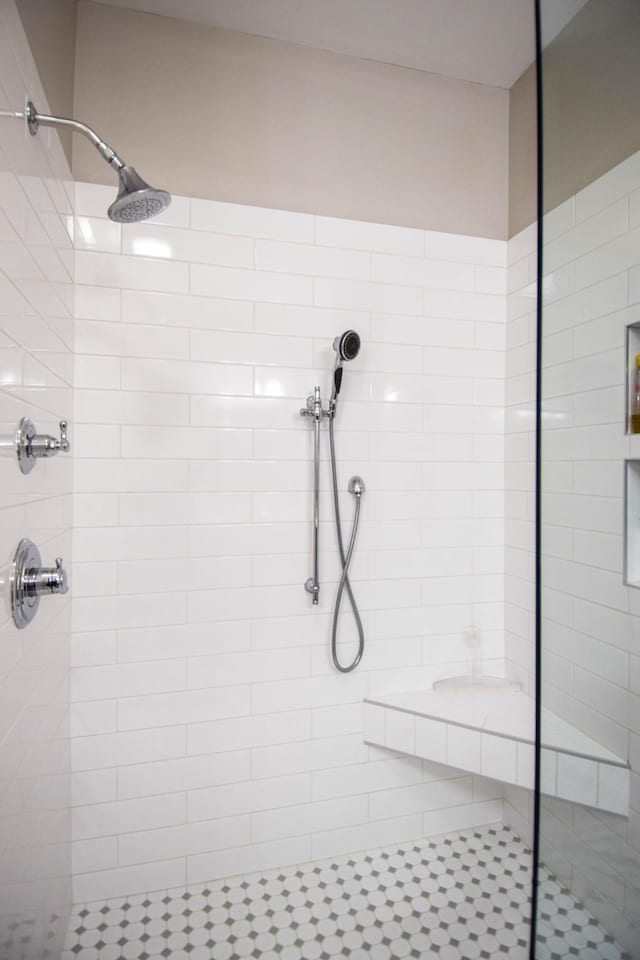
506, 150, 640, 957
0, 3, 74, 957
72, 182, 507, 902
504, 222, 537, 700
501, 218, 537, 859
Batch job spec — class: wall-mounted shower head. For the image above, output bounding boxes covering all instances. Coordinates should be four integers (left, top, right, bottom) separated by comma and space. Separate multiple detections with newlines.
333, 330, 361, 362
108, 166, 171, 223
21, 102, 171, 224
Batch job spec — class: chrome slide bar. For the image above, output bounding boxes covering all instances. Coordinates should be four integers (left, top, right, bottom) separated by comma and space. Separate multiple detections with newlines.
300, 385, 329, 604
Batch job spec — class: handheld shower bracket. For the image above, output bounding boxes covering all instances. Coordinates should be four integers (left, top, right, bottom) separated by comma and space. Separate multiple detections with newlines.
300, 386, 330, 423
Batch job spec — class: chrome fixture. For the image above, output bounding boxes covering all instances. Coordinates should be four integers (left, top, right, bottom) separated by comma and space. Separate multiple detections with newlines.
15, 417, 70, 474
299, 332, 366, 672
20, 101, 171, 223
300, 386, 329, 603
348, 475, 365, 497
11, 539, 69, 629
334, 330, 361, 363
331, 473, 366, 673
330, 329, 361, 416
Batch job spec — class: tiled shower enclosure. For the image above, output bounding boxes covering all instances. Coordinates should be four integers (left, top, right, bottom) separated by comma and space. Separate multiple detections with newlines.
2, 0, 640, 958
70, 180, 508, 901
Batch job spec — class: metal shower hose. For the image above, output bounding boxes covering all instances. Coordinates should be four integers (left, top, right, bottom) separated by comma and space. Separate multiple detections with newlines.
329, 415, 365, 673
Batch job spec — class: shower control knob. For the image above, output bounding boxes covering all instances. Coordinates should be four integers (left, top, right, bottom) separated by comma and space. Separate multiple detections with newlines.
27, 556, 69, 597
16, 417, 70, 474
10, 539, 69, 629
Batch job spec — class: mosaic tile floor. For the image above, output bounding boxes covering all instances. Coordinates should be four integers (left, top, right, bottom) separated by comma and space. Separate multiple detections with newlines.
61, 824, 629, 960
535, 871, 631, 960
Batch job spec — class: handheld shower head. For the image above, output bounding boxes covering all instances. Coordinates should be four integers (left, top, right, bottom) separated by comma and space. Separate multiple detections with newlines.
108, 166, 171, 223
330, 330, 361, 412
333, 330, 361, 362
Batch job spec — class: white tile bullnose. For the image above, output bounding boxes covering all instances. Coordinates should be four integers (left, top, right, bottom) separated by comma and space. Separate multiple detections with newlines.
363, 689, 629, 816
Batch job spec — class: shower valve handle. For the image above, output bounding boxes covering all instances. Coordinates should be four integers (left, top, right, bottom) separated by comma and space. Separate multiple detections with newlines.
23, 556, 69, 598
31, 420, 70, 457
16, 417, 71, 474
11, 540, 69, 629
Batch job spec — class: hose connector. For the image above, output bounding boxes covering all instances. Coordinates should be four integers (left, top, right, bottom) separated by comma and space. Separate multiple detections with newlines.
348, 476, 365, 497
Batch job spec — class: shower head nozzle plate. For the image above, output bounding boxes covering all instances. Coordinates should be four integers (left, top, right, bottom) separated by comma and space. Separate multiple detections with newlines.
108, 189, 171, 223
108, 165, 171, 223
334, 330, 361, 362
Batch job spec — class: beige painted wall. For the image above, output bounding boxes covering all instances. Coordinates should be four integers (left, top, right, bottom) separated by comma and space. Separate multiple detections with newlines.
26, 1, 637, 240
508, 0, 640, 235
15, 0, 77, 165
508, 64, 536, 238
542, 0, 640, 214
72, 1, 509, 238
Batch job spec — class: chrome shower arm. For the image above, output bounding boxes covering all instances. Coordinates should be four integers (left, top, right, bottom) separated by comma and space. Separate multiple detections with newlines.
1, 101, 170, 223
22, 101, 125, 170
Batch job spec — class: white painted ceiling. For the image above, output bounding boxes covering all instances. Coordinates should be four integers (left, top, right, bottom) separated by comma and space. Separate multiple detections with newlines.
96, 0, 589, 89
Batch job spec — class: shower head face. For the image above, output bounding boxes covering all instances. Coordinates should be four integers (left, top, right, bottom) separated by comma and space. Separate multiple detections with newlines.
330, 330, 361, 410
333, 330, 361, 362
107, 165, 171, 223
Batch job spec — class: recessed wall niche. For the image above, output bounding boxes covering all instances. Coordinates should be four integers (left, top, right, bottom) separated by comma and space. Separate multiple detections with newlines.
625, 460, 640, 588
626, 322, 640, 435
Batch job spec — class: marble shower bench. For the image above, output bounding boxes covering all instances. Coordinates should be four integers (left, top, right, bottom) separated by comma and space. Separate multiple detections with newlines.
364, 688, 629, 816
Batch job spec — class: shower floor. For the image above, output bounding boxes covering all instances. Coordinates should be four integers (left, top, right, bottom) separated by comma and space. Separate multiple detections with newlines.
62, 823, 628, 960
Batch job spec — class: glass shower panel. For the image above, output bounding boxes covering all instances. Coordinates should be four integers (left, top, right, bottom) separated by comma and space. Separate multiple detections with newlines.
536, 1, 640, 957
